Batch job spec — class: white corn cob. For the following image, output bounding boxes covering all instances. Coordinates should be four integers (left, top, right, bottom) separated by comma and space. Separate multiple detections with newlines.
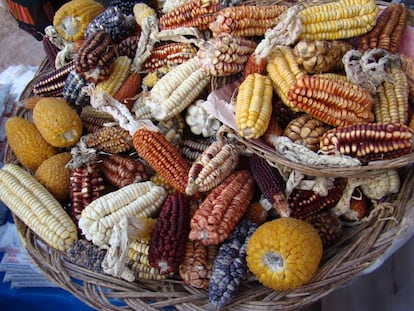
78, 181, 167, 248
144, 57, 211, 121
0, 164, 78, 252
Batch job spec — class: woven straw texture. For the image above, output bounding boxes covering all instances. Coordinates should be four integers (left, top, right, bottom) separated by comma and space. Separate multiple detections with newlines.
3, 2, 414, 311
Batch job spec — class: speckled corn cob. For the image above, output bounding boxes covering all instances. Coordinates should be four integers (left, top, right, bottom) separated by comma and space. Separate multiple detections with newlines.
319, 122, 414, 161
33, 60, 75, 97
148, 192, 190, 274
67, 239, 107, 273
85, 126, 134, 154
179, 138, 213, 164
186, 140, 240, 195
63, 70, 91, 108
209, 5, 288, 37
208, 219, 258, 308
159, 0, 220, 31
197, 34, 257, 76
288, 75, 374, 127
289, 178, 347, 219
189, 170, 254, 245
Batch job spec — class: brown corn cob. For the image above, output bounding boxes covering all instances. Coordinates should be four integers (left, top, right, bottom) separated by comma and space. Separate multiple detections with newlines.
186, 140, 240, 195
243, 201, 269, 226
373, 66, 409, 125
100, 154, 149, 188
197, 33, 257, 77
289, 178, 347, 219
249, 154, 290, 217
319, 122, 414, 161
159, 0, 220, 31
358, 4, 408, 54
209, 5, 288, 38
288, 75, 374, 127
142, 42, 197, 72
293, 39, 352, 74
113, 72, 142, 110
284, 114, 329, 152
148, 192, 190, 274
33, 60, 76, 97
85, 126, 134, 153
179, 240, 218, 289
179, 138, 212, 164
305, 212, 343, 249
188, 170, 254, 245
133, 128, 190, 193
116, 35, 140, 59
69, 163, 106, 223
75, 31, 116, 83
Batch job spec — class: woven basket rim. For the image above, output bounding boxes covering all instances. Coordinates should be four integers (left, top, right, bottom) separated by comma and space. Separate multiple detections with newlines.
4, 2, 414, 310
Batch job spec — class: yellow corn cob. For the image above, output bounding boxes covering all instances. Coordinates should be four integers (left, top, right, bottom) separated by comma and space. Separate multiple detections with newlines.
95, 56, 132, 97
144, 58, 211, 121
266, 46, 306, 111
236, 73, 273, 139
374, 66, 409, 124
133, 3, 156, 26
53, 0, 105, 42
298, 0, 380, 40
0, 164, 78, 252
78, 181, 167, 248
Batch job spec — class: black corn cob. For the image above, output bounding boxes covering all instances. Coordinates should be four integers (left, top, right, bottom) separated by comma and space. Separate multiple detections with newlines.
148, 192, 190, 274
33, 60, 75, 97
249, 154, 290, 217
63, 70, 91, 109
109, 0, 154, 16
208, 219, 258, 308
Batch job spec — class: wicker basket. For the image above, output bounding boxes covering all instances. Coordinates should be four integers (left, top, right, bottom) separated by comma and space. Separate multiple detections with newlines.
4, 3, 414, 311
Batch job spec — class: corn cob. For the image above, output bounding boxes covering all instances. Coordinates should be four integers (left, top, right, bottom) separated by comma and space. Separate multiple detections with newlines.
127, 240, 168, 280
75, 31, 116, 84
293, 39, 352, 74
33, 61, 75, 97
78, 181, 167, 248
69, 163, 106, 225
197, 34, 257, 77
113, 72, 142, 110
185, 99, 222, 138
288, 75, 374, 127
85, 126, 134, 154
148, 192, 190, 274
341, 196, 369, 223
150, 173, 175, 193
133, 127, 191, 193
116, 35, 140, 59
179, 240, 217, 289
358, 3, 408, 54
399, 54, 414, 99
159, 0, 220, 31
243, 201, 269, 226
208, 219, 258, 308
289, 178, 347, 219
284, 115, 329, 152
179, 137, 212, 164
242, 54, 267, 80
189, 170, 254, 245
266, 46, 307, 111
142, 42, 197, 72
95, 56, 132, 97
359, 169, 400, 200
67, 239, 107, 273
157, 114, 186, 147
85, 6, 137, 43
298, 0, 379, 41
144, 57, 211, 121
0, 164, 78, 252
53, 0, 105, 42
209, 5, 288, 38
186, 139, 240, 195
305, 212, 343, 249
373, 66, 409, 125
100, 154, 149, 188
133, 3, 156, 26
320, 122, 414, 161
235, 73, 273, 139
80, 115, 115, 134
315, 73, 349, 82
62, 70, 91, 109
109, 0, 146, 15
249, 154, 290, 218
